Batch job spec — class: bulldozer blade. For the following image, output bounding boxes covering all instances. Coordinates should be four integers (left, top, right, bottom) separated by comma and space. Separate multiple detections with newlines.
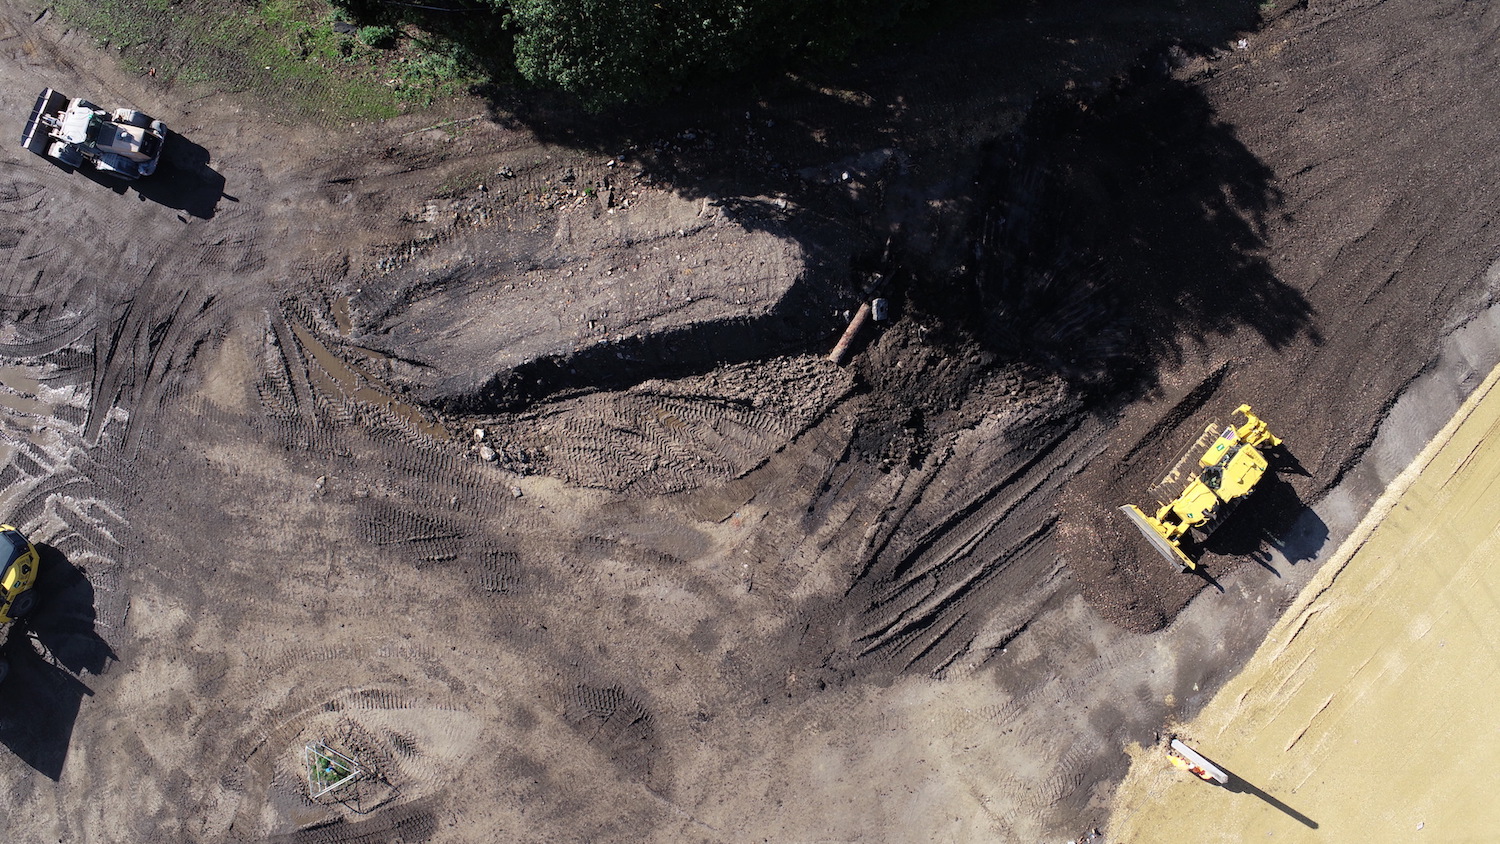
21, 88, 66, 155
1118, 504, 1196, 572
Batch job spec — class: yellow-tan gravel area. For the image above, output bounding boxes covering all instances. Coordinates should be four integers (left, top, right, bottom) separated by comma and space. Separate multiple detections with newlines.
1109, 362, 1500, 842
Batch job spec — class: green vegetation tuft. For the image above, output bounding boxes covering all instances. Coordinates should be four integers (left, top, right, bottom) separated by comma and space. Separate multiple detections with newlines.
358, 24, 399, 49
312, 757, 353, 783
41, 0, 483, 122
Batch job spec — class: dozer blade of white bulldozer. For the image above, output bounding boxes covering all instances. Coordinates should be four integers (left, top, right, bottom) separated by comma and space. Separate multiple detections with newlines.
21, 88, 66, 155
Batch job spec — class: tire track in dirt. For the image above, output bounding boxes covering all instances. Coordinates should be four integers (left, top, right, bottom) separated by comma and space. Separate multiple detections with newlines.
725, 408, 866, 600
268, 801, 439, 844
849, 398, 1109, 677
0, 203, 102, 354
470, 356, 856, 494
261, 310, 316, 427
0, 358, 130, 699
204, 631, 479, 839
8, 0, 1500, 840
0, 159, 261, 457
1, 86, 418, 832
245, 307, 572, 616
561, 682, 662, 790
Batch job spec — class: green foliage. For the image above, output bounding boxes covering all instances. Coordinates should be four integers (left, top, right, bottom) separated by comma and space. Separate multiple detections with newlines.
508, 0, 753, 106
327, 0, 401, 25
312, 757, 353, 783
504, 0, 928, 106
326, 0, 931, 108
358, 24, 399, 49
389, 39, 477, 106
41, 0, 486, 121
51, 0, 939, 117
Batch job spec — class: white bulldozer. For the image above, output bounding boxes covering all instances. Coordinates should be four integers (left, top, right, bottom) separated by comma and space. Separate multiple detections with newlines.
21, 88, 167, 180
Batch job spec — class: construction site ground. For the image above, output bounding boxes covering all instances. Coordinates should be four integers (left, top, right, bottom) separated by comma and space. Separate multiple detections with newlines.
1, 0, 1498, 841
1108, 360, 1500, 843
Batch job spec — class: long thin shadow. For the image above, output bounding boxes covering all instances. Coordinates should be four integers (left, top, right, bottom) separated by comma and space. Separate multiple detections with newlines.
1246, 550, 1282, 577
1196, 748, 1319, 829
1273, 443, 1313, 478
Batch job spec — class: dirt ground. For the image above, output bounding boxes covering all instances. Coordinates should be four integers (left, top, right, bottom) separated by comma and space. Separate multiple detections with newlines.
1108, 359, 1500, 842
3, 0, 1500, 841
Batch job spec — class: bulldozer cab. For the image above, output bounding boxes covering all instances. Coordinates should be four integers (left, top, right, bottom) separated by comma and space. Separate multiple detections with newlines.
92, 122, 153, 160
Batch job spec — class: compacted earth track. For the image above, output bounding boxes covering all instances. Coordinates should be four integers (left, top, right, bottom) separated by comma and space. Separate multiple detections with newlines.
2, 0, 1499, 840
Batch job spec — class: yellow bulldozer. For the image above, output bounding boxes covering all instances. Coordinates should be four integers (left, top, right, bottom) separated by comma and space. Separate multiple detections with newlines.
1118, 405, 1281, 573
0, 524, 41, 685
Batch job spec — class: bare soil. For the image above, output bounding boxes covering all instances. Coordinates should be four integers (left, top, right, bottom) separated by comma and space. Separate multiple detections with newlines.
2, 0, 1499, 841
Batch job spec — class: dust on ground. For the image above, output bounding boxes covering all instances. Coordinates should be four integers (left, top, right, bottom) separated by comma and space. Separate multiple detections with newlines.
1108, 359, 1500, 842
2, 0, 1500, 841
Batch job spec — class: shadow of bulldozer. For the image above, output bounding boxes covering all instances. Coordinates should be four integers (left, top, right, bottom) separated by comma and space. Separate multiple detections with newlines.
0, 543, 115, 780
75, 128, 229, 220
1198, 442, 1329, 576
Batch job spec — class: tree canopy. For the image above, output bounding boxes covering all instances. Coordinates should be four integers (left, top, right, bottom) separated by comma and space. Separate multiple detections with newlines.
332, 0, 929, 107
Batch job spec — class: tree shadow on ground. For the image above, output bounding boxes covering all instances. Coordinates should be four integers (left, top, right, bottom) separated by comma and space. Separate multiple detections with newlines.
0, 543, 114, 780
961, 73, 1318, 397
455, 0, 1298, 412
74, 129, 228, 220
